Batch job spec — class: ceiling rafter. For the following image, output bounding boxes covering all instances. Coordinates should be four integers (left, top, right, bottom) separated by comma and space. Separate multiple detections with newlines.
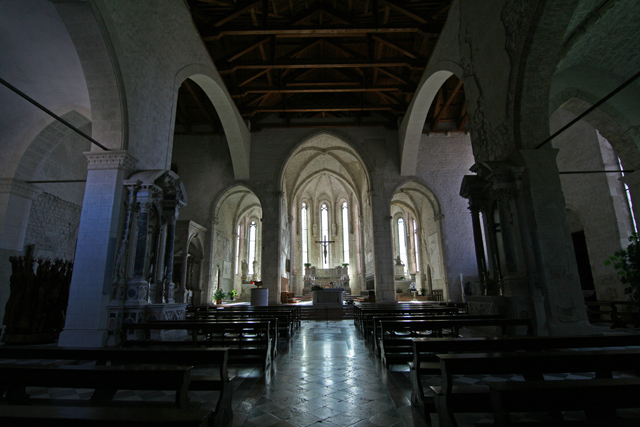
432, 79, 463, 129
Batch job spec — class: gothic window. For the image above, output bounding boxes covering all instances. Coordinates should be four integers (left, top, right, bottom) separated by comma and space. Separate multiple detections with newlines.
342, 202, 349, 263
248, 220, 257, 274
413, 219, 420, 272
397, 217, 408, 275
619, 156, 638, 232
301, 202, 308, 266
235, 225, 240, 274
321, 203, 329, 268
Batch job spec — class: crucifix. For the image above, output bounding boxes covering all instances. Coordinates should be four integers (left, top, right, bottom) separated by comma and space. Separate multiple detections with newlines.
315, 235, 335, 265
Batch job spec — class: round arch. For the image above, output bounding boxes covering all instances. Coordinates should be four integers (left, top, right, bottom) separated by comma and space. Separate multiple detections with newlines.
398, 61, 465, 176
174, 64, 250, 180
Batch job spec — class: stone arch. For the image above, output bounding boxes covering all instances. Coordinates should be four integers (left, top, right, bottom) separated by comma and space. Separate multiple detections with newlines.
391, 180, 448, 299
398, 61, 465, 176
281, 132, 372, 295
513, 1, 581, 149
52, 0, 128, 151
174, 64, 250, 180
550, 68, 640, 169
211, 184, 262, 298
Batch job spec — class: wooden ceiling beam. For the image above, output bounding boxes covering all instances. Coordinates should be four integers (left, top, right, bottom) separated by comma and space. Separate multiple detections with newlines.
371, 34, 418, 59
203, 24, 424, 39
214, 0, 261, 27
381, 0, 433, 25
232, 84, 409, 96
184, 80, 216, 129
374, 67, 409, 85
222, 36, 272, 62
221, 58, 415, 72
242, 105, 404, 114
237, 69, 270, 87
432, 79, 463, 129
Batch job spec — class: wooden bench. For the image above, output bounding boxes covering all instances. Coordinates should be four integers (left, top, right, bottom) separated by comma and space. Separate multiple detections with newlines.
379, 318, 533, 368
585, 300, 640, 328
121, 320, 272, 370
433, 348, 640, 427
359, 307, 460, 341
188, 310, 287, 344
410, 333, 640, 423
189, 305, 301, 332
0, 345, 233, 427
371, 314, 505, 356
0, 405, 212, 427
0, 363, 192, 408
354, 303, 460, 334
489, 377, 640, 426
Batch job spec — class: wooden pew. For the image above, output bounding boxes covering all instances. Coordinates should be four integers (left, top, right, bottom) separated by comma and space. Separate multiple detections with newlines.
189, 305, 301, 333
433, 348, 640, 427
371, 314, 505, 356
489, 377, 640, 426
410, 333, 640, 423
0, 405, 211, 427
353, 303, 460, 334
359, 307, 460, 341
0, 346, 233, 427
0, 363, 192, 408
378, 318, 533, 368
121, 320, 272, 370
187, 310, 285, 350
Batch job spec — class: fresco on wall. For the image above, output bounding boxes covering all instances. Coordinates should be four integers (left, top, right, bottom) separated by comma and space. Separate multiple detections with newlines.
214, 231, 232, 261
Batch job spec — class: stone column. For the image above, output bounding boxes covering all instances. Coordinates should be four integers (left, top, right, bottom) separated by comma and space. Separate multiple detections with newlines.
261, 191, 282, 304
177, 252, 189, 304
59, 150, 137, 347
125, 185, 157, 307
0, 179, 42, 328
162, 207, 178, 303
370, 190, 395, 302
514, 149, 592, 335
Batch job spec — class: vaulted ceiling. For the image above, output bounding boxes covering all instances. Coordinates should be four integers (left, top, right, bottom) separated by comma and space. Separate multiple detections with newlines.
177, 0, 467, 133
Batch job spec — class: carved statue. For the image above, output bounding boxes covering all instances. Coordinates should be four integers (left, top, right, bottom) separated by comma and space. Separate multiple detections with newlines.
241, 260, 248, 277
252, 260, 259, 278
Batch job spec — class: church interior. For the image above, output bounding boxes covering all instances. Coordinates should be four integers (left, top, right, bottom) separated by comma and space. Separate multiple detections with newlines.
1, 1, 640, 426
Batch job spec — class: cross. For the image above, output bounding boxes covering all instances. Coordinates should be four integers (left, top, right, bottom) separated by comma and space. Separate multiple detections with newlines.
315, 235, 335, 265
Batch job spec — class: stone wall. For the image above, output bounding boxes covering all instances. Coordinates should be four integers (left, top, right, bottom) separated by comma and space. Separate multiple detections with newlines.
24, 192, 81, 261
552, 109, 633, 300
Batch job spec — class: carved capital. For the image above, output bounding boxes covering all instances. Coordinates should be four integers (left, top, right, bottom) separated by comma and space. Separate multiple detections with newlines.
0, 179, 42, 200
434, 213, 445, 222
84, 150, 138, 171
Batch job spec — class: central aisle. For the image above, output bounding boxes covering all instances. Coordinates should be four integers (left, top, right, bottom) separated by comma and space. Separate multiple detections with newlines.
232, 320, 417, 427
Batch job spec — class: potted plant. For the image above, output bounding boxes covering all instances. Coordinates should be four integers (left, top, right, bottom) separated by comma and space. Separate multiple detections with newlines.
420, 287, 427, 296
341, 263, 349, 267
213, 288, 226, 304
304, 263, 311, 268
605, 232, 640, 301
310, 284, 323, 291
227, 289, 238, 301
395, 288, 403, 293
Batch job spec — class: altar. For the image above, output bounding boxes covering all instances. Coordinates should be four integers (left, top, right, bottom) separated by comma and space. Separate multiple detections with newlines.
312, 288, 345, 306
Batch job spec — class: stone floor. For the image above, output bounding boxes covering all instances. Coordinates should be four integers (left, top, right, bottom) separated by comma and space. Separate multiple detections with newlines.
231, 319, 418, 427
4, 320, 640, 426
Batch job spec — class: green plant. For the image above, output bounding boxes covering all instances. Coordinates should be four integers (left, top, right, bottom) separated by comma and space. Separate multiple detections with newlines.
213, 288, 227, 301
604, 232, 640, 301
227, 289, 238, 299
310, 284, 323, 291
420, 287, 427, 296
395, 288, 402, 293
304, 263, 311, 267
342, 263, 349, 267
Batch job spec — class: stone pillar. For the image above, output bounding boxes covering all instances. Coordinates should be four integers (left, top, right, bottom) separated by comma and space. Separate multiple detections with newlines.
261, 191, 281, 305
177, 252, 189, 303
370, 190, 395, 302
163, 207, 178, 303
460, 173, 489, 294
59, 150, 137, 347
0, 179, 42, 330
514, 149, 592, 335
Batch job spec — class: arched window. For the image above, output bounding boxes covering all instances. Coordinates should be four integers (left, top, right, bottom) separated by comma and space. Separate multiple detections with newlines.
342, 202, 349, 263
248, 220, 257, 274
413, 219, 420, 272
235, 225, 240, 274
397, 218, 408, 275
320, 203, 329, 268
301, 203, 308, 266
